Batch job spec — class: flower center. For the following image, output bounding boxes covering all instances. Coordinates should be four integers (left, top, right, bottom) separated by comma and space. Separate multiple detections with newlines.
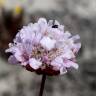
31, 44, 64, 63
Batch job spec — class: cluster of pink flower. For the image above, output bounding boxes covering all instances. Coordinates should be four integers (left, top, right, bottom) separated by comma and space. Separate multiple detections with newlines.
6, 18, 81, 75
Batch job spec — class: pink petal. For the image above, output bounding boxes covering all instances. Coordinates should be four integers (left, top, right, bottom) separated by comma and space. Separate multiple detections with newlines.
29, 58, 42, 70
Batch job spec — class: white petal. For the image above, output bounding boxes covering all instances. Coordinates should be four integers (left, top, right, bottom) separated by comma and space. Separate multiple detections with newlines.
29, 58, 42, 69
68, 61, 79, 69
14, 51, 23, 62
53, 57, 63, 65
40, 36, 56, 50
51, 57, 64, 71
54, 20, 60, 25
72, 43, 81, 53
59, 25, 64, 32
63, 60, 79, 69
33, 33, 42, 44
38, 18, 47, 25
75, 43, 81, 49
60, 50, 75, 59
48, 28, 64, 40
71, 62, 79, 69
19, 24, 36, 42
71, 35, 80, 41
60, 67, 67, 75
38, 18, 47, 33
48, 20, 53, 26
64, 31, 71, 38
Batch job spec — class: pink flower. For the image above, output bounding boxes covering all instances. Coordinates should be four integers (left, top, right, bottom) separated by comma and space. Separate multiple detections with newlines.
5, 18, 81, 75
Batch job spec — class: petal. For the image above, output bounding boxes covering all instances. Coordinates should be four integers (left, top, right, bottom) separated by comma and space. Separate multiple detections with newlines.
48, 28, 64, 40
48, 20, 53, 26
6, 45, 20, 54
14, 33, 22, 43
22, 40, 33, 55
51, 57, 64, 69
59, 25, 64, 32
38, 18, 47, 33
33, 33, 42, 44
60, 67, 67, 75
8, 55, 19, 64
72, 43, 81, 53
38, 18, 47, 25
40, 36, 56, 50
71, 35, 80, 41
63, 59, 79, 69
70, 62, 79, 69
12, 46, 24, 62
64, 31, 71, 38
14, 52, 23, 62
29, 58, 42, 70
60, 50, 75, 59
54, 20, 60, 25
19, 25, 35, 42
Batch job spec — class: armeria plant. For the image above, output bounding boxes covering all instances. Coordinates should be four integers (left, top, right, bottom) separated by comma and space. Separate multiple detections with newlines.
6, 18, 81, 96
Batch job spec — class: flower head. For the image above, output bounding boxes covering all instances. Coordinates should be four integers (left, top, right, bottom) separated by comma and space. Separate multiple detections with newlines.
5, 18, 81, 75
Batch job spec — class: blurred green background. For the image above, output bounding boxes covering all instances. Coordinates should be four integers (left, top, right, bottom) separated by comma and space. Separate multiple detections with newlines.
0, 0, 96, 96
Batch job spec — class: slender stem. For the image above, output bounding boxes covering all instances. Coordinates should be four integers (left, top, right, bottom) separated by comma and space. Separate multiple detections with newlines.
39, 74, 46, 96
